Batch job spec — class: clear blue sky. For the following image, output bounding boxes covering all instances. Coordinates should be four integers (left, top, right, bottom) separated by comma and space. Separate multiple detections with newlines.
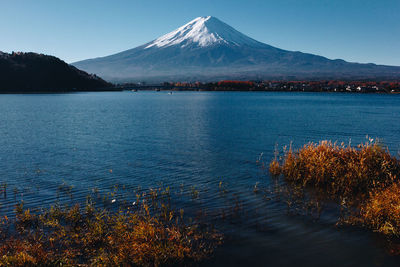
1, 0, 399, 65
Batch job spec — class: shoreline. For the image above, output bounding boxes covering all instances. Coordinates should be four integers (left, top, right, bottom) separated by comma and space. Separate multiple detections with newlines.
0, 87, 123, 94
123, 88, 400, 94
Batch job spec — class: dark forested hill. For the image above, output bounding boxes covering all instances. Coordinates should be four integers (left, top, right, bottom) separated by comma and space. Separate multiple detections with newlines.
0, 52, 113, 93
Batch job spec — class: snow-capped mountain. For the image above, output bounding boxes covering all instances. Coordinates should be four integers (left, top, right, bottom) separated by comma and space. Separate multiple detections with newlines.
73, 16, 400, 82
145, 16, 263, 49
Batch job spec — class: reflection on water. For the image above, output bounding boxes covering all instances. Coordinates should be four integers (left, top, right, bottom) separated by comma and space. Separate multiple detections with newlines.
0, 91, 399, 266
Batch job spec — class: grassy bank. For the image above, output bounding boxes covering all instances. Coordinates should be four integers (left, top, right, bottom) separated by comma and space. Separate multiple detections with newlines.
269, 140, 400, 242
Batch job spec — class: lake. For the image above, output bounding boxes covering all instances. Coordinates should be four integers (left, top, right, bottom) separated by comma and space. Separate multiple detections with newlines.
0, 91, 399, 266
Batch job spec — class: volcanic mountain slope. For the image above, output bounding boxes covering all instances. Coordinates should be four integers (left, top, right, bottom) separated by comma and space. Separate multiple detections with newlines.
73, 16, 400, 82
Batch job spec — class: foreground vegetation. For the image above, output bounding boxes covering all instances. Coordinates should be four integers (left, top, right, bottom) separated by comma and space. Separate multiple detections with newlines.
269, 139, 400, 242
0, 189, 222, 266
2, 139, 400, 265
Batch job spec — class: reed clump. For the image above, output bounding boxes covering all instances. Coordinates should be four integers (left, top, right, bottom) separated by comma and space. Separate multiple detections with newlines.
268, 159, 281, 177
354, 182, 400, 236
270, 140, 400, 201
0, 193, 222, 266
269, 140, 400, 242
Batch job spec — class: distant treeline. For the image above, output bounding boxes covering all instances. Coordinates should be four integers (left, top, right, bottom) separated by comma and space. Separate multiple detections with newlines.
121, 80, 400, 93
0, 52, 114, 93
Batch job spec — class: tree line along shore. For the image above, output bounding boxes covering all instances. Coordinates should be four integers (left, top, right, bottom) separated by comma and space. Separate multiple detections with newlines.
121, 80, 400, 93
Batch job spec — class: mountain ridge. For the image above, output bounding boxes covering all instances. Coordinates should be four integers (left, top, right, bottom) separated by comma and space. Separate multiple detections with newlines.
73, 16, 400, 82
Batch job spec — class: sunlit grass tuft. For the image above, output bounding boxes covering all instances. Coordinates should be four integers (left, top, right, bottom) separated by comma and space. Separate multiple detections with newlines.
0, 189, 222, 266
269, 139, 400, 247
351, 182, 400, 236
269, 160, 281, 177
270, 140, 400, 201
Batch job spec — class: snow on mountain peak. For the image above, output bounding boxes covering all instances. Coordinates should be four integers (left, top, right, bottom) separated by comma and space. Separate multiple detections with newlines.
145, 16, 261, 49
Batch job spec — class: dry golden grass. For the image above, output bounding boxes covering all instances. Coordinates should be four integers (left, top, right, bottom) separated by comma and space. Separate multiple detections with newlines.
269, 140, 400, 243
268, 160, 281, 177
0, 192, 222, 266
270, 140, 400, 201
355, 183, 400, 236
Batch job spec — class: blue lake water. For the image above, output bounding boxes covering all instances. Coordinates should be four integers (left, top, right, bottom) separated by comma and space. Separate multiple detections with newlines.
0, 91, 400, 266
